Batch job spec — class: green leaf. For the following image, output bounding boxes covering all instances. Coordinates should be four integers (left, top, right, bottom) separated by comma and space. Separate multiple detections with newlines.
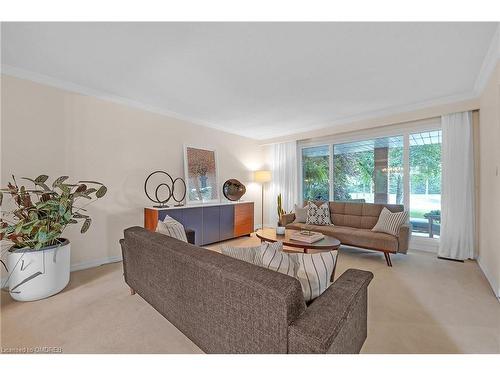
96, 185, 107, 198
52, 176, 69, 188
22, 177, 51, 191
38, 182, 51, 191
35, 175, 49, 184
59, 204, 67, 216
78, 180, 103, 185
72, 192, 92, 200
81, 218, 91, 233
28, 211, 39, 220
63, 210, 72, 221
59, 185, 70, 194
14, 224, 23, 235
38, 230, 48, 242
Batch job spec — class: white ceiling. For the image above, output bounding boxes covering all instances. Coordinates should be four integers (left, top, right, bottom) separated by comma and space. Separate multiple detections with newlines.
1, 22, 498, 140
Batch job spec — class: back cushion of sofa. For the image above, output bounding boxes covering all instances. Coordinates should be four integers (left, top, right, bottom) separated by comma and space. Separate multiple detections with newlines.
328, 202, 404, 229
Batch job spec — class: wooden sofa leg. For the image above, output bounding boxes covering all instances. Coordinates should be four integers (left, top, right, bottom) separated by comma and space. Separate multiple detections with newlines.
129, 287, 136, 295
383, 252, 393, 267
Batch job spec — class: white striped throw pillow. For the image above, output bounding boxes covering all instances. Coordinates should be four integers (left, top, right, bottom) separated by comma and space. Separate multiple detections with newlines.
258, 242, 296, 277
372, 207, 408, 236
156, 216, 188, 242
221, 244, 261, 265
289, 251, 337, 302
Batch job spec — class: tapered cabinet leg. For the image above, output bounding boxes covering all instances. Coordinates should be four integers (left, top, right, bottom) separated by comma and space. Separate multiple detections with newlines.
383, 252, 393, 267
129, 287, 136, 295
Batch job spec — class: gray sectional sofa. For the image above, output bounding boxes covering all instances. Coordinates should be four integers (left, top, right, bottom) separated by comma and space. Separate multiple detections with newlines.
120, 226, 373, 354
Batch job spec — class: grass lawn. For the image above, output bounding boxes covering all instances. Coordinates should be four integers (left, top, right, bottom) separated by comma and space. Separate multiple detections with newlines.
410, 209, 428, 219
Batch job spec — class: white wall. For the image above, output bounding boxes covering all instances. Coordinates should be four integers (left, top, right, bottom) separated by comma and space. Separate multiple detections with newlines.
1, 75, 266, 271
478, 62, 500, 298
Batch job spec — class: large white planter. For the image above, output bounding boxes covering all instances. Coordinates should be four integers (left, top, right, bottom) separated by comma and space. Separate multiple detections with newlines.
7, 240, 70, 302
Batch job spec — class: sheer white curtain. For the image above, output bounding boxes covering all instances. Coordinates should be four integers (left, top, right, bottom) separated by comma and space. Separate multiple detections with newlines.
438, 111, 476, 260
268, 141, 298, 226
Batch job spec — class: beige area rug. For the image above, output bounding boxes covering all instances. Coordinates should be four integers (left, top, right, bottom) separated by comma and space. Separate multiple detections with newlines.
1, 234, 499, 353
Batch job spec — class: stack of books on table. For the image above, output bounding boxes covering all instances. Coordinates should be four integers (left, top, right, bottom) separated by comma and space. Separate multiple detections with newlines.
290, 230, 325, 243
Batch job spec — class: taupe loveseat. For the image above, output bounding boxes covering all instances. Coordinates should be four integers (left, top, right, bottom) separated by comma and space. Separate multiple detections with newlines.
282, 201, 411, 266
120, 226, 373, 354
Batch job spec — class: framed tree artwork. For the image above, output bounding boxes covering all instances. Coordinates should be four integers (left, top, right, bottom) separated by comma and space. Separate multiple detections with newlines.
184, 145, 220, 204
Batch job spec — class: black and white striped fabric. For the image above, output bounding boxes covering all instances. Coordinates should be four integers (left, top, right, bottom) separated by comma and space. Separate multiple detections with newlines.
289, 251, 337, 302
258, 242, 296, 277
221, 244, 261, 265
371, 207, 409, 236
156, 216, 188, 242
305, 201, 332, 225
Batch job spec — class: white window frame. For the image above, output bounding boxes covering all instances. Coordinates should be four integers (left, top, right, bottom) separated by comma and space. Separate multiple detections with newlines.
297, 117, 442, 252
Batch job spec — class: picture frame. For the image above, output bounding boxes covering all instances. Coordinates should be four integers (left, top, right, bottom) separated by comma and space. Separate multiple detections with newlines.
183, 145, 220, 204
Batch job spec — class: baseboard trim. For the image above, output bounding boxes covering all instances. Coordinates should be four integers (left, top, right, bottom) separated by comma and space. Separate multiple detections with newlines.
477, 256, 500, 301
1, 256, 123, 288
437, 256, 465, 263
70, 255, 123, 272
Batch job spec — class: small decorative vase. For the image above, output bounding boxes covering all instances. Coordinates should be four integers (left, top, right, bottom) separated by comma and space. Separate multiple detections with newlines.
7, 240, 71, 302
276, 226, 286, 235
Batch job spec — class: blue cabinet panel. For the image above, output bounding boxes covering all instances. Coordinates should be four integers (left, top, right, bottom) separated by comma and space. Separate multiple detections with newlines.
160, 209, 183, 223
220, 205, 235, 241
202, 206, 221, 245
182, 207, 203, 246
151, 202, 253, 246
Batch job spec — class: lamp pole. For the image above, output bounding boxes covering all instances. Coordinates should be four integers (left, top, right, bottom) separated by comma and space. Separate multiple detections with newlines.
261, 183, 265, 229
254, 170, 271, 230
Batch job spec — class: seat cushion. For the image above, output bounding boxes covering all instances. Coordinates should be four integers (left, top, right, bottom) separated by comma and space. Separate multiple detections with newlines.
285, 223, 399, 253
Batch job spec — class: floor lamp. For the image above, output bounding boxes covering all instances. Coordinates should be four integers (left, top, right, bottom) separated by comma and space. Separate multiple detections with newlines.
254, 170, 271, 229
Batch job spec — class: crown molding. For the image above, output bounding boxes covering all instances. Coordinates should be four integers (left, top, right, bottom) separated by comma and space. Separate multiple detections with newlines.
259, 91, 479, 144
1, 64, 255, 140
474, 24, 500, 95
0, 61, 486, 144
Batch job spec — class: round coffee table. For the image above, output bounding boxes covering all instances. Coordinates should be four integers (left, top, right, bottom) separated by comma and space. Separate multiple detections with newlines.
255, 228, 341, 254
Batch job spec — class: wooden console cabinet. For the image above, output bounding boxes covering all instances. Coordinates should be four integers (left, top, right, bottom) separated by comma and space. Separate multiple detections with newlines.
144, 202, 254, 246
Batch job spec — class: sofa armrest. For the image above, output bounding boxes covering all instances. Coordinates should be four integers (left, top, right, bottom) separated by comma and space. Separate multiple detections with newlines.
185, 228, 195, 245
397, 224, 411, 254
288, 269, 374, 354
281, 213, 296, 226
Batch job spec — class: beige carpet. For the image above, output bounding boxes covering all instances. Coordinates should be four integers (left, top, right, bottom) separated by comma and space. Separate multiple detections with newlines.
1, 234, 499, 354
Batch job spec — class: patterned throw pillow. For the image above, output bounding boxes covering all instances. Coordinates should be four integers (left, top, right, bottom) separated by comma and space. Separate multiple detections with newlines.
289, 251, 337, 302
305, 201, 332, 225
257, 242, 296, 277
221, 244, 261, 265
372, 207, 409, 236
156, 216, 188, 242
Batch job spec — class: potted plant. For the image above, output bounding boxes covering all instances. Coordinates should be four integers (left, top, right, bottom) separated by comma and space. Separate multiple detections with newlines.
276, 193, 288, 235
0, 175, 107, 301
